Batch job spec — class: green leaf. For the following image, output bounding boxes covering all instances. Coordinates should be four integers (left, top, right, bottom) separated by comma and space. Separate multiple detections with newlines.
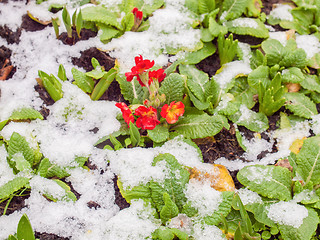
245, 202, 277, 228
44, 179, 77, 202
0, 177, 29, 200
281, 67, 304, 83
116, 73, 146, 104
85, 66, 105, 79
182, 42, 216, 65
159, 73, 185, 105
199, 0, 216, 14
39, 73, 63, 102
8, 235, 18, 240
9, 108, 43, 121
81, 6, 121, 29
250, 49, 267, 69
71, 68, 95, 94
148, 125, 169, 143
97, 23, 120, 43
296, 136, 320, 185
307, 53, 320, 69
301, 75, 320, 93
278, 208, 319, 240
152, 227, 175, 240
62, 7, 72, 38
221, 0, 249, 21
0, 120, 8, 131
117, 180, 152, 204
76, 9, 83, 39
58, 64, 67, 81
225, 18, 269, 38
188, 89, 210, 110
160, 192, 179, 223
121, 12, 134, 32
12, 153, 32, 172
229, 77, 256, 109
37, 158, 70, 178
129, 121, 140, 147
8, 132, 35, 167
172, 113, 226, 139
261, 39, 285, 66
247, 65, 270, 90
180, 64, 209, 101
150, 153, 190, 212
228, 105, 269, 132
284, 92, 317, 119
208, 17, 228, 37
17, 214, 35, 240
279, 49, 307, 68
91, 68, 117, 101
237, 165, 292, 201
203, 191, 234, 225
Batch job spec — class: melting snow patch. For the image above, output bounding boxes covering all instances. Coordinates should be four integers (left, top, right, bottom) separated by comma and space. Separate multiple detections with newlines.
192, 223, 226, 240
268, 4, 294, 22
230, 18, 258, 28
296, 34, 320, 59
184, 179, 222, 217
214, 61, 252, 90
237, 188, 263, 205
267, 201, 308, 228
104, 199, 160, 239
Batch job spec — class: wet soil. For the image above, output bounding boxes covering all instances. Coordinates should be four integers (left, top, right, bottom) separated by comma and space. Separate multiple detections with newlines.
0, 2, 284, 239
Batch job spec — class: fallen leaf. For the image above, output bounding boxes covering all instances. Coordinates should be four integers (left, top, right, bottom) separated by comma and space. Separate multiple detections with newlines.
286, 83, 301, 92
289, 137, 306, 154
27, 11, 52, 25
275, 159, 293, 171
189, 164, 235, 192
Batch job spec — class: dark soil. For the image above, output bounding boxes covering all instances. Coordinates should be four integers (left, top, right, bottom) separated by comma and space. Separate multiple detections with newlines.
0, 1, 282, 239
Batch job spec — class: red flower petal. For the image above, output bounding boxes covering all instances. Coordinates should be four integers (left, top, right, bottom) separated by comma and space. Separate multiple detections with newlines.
160, 101, 185, 124
148, 69, 166, 84
115, 102, 134, 126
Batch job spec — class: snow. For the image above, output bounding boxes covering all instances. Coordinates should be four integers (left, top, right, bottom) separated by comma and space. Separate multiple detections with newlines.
192, 223, 226, 240
184, 179, 222, 217
267, 201, 308, 228
103, 200, 161, 239
237, 188, 263, 205
214, 61, 252, 90
296, 34, 320, 59
268, 4, 294, 22
230, 18, 258, 28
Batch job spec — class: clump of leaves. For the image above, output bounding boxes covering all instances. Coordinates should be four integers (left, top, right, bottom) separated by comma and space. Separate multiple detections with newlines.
0, 110, 88, 212
37, 58, 117, 102
118, 152, 235, 239
185, 0, 268, 44
236, 136, 320, 240
81, 1, 164, 43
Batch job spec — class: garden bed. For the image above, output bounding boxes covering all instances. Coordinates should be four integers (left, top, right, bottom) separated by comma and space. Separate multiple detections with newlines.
1, 0, 320, 239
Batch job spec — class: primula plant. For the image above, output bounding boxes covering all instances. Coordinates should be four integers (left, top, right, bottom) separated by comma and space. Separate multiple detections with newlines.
110, 55, 186, 148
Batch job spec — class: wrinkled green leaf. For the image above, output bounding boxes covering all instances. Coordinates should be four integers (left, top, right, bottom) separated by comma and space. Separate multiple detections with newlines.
72, 68, 95, 94
284, 92, 317, 119
296, 136, 320, 185
0, 177, 29, 200
237, 165, 292, 201
159, 73, 185, 105
173, 113, 227, 139
9, 108, 43, 121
